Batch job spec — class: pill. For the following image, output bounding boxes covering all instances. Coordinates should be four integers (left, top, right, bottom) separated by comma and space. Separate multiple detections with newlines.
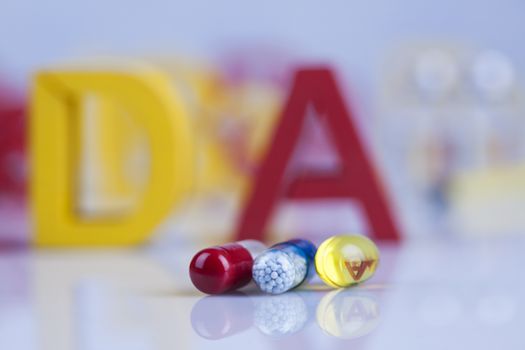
189, 240, 266, 294
315, 235, 379, 288
253, 239, 316, 294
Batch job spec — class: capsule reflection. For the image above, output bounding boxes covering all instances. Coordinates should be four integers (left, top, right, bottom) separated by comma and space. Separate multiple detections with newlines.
191, 289, 381, 340
190, 293, 254, 339
316, 289, 380, 339
253, 292, 308, 336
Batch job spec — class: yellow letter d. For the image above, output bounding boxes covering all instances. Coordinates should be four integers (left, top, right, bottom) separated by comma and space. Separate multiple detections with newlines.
30, 68, 192, 247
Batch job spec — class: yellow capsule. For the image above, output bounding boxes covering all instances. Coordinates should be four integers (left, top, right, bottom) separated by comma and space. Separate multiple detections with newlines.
315, 235, 379, 288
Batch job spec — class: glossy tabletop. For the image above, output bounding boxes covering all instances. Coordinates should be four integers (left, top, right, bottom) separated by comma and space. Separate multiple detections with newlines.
0, 237, 524, 349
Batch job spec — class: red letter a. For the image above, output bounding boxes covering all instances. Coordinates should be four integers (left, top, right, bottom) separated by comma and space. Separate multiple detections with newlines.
235, 67, 401, 242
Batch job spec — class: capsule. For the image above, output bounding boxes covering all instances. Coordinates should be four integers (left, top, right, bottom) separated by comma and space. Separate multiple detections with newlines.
315, 235, 379, 288
252, 239, 316, 294
189, 240, 266, 294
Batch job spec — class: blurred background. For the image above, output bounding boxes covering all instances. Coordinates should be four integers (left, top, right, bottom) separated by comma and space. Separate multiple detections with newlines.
2, 1, 525, 350
2, 0, 525, 243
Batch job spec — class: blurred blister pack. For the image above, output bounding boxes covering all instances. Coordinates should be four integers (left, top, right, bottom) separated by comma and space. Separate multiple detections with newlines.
375, 42, 525, 237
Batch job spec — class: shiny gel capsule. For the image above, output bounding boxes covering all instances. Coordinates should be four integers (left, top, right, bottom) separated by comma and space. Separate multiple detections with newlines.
315, 235, 379, 288
189, 240, 266, 294
252, 239, 317, 294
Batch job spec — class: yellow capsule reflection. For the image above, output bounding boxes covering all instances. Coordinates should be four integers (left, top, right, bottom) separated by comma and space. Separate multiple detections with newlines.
317, 289, 380, 339
315, 235, 379, 288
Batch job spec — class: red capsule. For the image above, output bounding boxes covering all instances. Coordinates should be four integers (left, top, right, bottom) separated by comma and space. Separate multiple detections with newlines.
189, 240, 265, 294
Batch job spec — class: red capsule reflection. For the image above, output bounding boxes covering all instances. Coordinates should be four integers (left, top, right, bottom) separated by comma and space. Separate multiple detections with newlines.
191, 293, 254, 339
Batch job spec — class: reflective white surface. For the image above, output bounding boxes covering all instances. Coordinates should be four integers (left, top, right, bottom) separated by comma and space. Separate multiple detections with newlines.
0, 238, 524, 349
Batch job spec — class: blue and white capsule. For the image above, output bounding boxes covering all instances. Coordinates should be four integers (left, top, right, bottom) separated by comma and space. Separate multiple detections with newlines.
252, 239, 317, 294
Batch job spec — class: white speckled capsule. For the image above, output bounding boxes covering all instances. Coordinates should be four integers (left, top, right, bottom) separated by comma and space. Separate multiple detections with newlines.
252, 239, 316, 294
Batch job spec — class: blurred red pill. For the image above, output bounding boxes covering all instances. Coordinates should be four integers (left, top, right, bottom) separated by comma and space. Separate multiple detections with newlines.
0, 79, 26, 197
189, 240, 265, 294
